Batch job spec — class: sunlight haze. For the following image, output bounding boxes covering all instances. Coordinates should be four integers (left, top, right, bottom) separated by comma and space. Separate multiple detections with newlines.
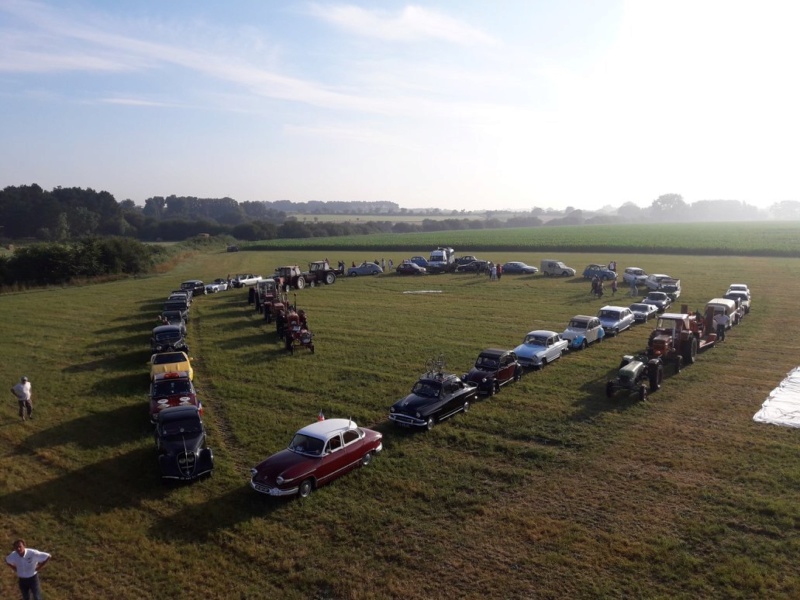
1, 0, 798, 210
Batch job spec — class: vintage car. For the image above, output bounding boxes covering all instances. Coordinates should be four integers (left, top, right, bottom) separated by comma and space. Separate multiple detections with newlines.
396, 261, 427, 275
150, 351, 193, 381
462, 349, 522, 395
226, 244, 239, 252
154, 405, 213, 481
149, 371, 200, 422
642, 291, 671, 313
596, 306, 636, 336
724, 290, 751, 314
455, 260, 490, 274
501, 261, 538, 275
644, 274, 673, 290
167, 291, 191, 306
232, 273, 262, 288
629, 302, 659, 323
455, 255, 479, 266
540, 260, 575, 277
622, 267, 648, 285
726, 283, 751, 299
582, 264, 617, 280
180, 280, 206, 296
561, 315, 605, 350
150, 325, 189, 353
512, 330, 569, 369
205, 278, 229, 293
250, 419, 383, 498
409, 256, 429, 268
347, 262, 383, 276
389, 372, 477, 430
160, 310, 187, 333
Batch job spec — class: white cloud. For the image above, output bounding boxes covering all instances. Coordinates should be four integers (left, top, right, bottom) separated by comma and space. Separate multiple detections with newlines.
307, 3, 495, 45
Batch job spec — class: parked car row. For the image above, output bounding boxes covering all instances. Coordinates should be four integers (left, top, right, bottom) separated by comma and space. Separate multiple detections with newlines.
149, 281, 213, 481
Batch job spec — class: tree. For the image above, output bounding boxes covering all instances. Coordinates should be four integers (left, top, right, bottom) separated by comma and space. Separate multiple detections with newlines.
651, 193, 687, 213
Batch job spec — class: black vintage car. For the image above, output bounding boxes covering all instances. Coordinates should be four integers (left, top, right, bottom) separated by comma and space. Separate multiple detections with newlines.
160, 310, 187, 334
180, 280, 206, 296
150, 325, 189, 353
462, 348, 522, 395
154, 405, 213, 481
163, 299, 190, 322
389, 372, 477, 430
455, 260, 491, 274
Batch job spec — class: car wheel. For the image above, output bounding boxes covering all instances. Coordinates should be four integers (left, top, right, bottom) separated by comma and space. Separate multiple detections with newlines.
487, 382, 495, 397
513, 368, 521, 382
298, 479, 314, 498
325, 273, 336, 285
674, 356, 683, 374
296, 276, 306, 290
349, 272, 358, 277
580, 340, 587, 350
361, 451, 374, 467
540, 358, 547, 369
425, 416, 435, 431
462, 401, 470, 413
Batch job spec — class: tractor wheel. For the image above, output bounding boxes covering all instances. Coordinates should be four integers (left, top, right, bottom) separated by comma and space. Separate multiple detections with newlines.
309, 344, 315, 354
605, 381, 615, 398
638, 385, 648, 402
683, 337, 698, 364
295, 277, 306, 290
325, 272, 336, 285
648, 363, 663, 392
266, 312, 272, 324
674, 356, 683, 374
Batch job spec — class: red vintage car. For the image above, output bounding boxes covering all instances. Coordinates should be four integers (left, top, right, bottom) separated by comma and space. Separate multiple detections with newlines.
149, 371, 201, 423
250, 419, 382, 498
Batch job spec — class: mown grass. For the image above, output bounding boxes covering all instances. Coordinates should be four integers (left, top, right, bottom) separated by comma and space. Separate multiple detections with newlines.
248, 221, 800, 257
1, 248, 800, 599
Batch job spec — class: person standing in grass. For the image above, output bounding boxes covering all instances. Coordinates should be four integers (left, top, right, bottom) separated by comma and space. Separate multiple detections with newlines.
10, 376, 32, 422
6, 539, 50, 600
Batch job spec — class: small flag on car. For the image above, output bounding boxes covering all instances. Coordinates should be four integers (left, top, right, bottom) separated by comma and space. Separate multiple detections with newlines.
318, 410, 325, 421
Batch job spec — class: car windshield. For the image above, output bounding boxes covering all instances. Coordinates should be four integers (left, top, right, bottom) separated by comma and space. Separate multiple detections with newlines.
630, 304, 649, 311
153, 353, 185, 364
412, 381, 441, 398
153, 380, 191, 395
568, 320, 588, 329
289, 433, 325, 456
163, 311, 182, 319
599, 311, 619, 319
155, 331, 181, 342
160, 419, 202, 436
648, 293, 666, 300
476, 356, 499, 369
524, 335, 547, 345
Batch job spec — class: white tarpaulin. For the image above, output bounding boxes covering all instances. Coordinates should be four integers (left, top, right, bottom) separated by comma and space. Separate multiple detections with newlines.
753, 367, 800, 428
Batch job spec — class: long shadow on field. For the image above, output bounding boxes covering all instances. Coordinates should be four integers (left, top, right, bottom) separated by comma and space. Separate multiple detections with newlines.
17, 403, 146, 451
148, 486, 281, 542
139, 300, 167, 312
91, 372, 149, 396
64, 350, 147, 374
103, 321, 155, 336
0, 446, 164, 517
89, 333, 149, 350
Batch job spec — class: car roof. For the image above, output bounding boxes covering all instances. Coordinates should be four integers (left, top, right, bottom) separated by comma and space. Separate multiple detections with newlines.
478, 348, 509, 358
153, 325, 182, 333
158, 405, 201, 420
153, 371, 191, 382
570, 315, 594, 321
296, 418, 358, 439
599, 305, 627, 312
629, 303, 652, 309
525, 329, 559, 337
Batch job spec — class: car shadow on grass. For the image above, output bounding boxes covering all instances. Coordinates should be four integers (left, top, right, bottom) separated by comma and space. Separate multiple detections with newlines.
90, 372, 150, 396
64, 350, 146, 374
0, 446, 166, 517
16, 403, 147, 451
147, 485, 282, 542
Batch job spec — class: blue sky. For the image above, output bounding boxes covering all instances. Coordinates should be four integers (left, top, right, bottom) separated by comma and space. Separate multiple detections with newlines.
1, 0, 798, 211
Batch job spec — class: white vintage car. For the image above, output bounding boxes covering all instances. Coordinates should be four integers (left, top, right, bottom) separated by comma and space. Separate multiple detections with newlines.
205, 278, 229, 293
513, 330, 569, 369
596, 306, 636, 336
644, 274, 673, 290
622, 267, 648, 285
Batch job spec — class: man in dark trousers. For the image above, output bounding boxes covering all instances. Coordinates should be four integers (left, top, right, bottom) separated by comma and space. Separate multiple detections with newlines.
6, 539, 51, 600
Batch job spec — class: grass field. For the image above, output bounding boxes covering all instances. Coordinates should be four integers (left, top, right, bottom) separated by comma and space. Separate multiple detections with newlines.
2, 247, 800, 599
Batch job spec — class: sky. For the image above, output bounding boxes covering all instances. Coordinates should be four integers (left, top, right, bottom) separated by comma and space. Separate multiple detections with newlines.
1, 0, 799, 211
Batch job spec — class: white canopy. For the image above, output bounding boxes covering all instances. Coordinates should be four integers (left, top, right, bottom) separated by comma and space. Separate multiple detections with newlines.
753, 367, 800, 428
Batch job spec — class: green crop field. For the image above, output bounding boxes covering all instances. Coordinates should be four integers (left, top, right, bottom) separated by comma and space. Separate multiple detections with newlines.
2, 245, 800, 599
249, 221, 800, 256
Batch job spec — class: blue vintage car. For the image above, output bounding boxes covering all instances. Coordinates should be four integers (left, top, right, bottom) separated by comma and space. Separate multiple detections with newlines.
513, 330, 569, 369
561, 315, 605, 350
596, 306, 636, 336
582, 264, 617, 280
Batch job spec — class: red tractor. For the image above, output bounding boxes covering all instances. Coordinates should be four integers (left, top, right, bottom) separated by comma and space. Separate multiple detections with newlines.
646, 305, 717, 373
282, 308, 314, 354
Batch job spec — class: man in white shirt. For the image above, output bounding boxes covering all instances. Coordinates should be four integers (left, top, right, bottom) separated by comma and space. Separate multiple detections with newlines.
6, 539, 50, 600
10, 376, 32, 421
713, 313, 730, 342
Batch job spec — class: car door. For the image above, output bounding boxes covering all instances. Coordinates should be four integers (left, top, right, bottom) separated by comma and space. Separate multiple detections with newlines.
497, 353, 515, 384
318, 433, 350, 484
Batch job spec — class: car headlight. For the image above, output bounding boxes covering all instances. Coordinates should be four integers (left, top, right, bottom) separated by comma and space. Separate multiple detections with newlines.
250, 468, 258, 477
481, 377, 487, 383
390, 406, 395, 413
276, 476, 284, 485
415, 412, 421, 418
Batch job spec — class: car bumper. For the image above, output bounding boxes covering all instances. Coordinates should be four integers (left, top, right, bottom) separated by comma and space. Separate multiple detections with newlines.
250, 479, 298, 496
389, 413, 427, 427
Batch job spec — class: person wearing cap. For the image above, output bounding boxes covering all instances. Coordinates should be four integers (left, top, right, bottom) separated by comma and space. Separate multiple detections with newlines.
10, 376, 32, 421
6, 538, 51, 600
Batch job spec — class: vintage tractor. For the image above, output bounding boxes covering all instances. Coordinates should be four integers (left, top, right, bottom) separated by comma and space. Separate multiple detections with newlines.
646, 306, 717, 373
606, 354, 664, 401
282, 308, 314, 354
